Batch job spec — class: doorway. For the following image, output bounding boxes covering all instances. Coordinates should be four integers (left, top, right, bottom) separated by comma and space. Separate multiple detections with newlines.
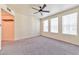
1, 9, 14, 47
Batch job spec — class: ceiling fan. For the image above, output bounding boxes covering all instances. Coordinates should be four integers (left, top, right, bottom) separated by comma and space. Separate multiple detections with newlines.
32, 4, 50, 15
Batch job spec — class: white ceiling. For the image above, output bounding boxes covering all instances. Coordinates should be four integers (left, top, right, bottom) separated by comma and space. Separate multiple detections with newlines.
7, 4, 79, 18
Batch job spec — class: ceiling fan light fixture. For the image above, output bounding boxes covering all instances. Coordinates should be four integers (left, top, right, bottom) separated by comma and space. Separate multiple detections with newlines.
32, 4, 50, 16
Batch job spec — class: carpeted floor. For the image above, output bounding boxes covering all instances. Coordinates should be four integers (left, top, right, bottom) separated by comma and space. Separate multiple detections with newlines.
0, 36, 79, 55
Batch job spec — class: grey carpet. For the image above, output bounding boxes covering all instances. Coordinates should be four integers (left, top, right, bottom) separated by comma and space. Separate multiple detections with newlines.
0, 36, 79, 55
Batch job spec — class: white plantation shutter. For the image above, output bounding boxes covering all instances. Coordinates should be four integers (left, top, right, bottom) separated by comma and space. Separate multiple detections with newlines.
50, 17, 58, 33
62, 12, 77, 35
43, 20, 48, 32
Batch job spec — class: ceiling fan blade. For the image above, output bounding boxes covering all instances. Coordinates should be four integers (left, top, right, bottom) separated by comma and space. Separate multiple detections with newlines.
33, 12, 39, 14
41, 4, 46, 9
32, 7, 39, 10
42, 10, 50, 13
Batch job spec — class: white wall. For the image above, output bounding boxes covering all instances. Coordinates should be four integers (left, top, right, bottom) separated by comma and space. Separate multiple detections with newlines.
15, 13, 40, 40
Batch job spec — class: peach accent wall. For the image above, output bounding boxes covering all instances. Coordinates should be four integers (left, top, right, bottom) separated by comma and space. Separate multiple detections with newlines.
2, 16, 14, 20
1, 9, 14, 20
2, 21, 14, 41
1, 9, 14, 45
0, 4, 15, 49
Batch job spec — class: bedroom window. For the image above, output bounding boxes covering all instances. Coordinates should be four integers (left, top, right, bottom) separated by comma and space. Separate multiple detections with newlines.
43, 20, 48, 32
62, 12, 77, 35
50, 17, 58, 33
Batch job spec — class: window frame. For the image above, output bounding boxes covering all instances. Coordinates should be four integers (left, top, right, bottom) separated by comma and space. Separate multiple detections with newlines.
43, 19, 49, 32
62, 12, 78, 35
50, 17, 58, 33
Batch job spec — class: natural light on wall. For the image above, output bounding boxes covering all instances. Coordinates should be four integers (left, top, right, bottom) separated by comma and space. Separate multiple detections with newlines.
62, 12, 77, 35
43, 20, 48, 32
50, 17, 58, 33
